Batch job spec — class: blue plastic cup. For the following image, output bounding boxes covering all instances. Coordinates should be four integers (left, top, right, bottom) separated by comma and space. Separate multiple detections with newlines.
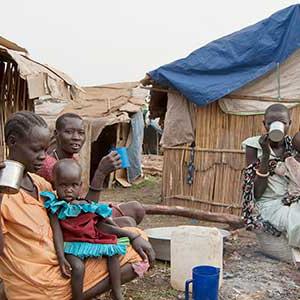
185, 265, 220, 300
114, 147, 130, 169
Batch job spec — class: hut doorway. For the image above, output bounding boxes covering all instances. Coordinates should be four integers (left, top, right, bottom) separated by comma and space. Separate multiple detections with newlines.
90, 124, 117, 187
90, 122, 131, 188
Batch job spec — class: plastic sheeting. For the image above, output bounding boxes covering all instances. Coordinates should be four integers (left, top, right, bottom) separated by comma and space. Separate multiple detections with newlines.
219, 48, 300, 115
127, 111, 144, 182
6, 49, 80, 101
160, 93, 195, 147
149, 5, 300, 107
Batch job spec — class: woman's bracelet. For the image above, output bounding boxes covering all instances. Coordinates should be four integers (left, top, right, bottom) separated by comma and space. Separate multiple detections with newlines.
89, 185, 104, 192
256, 170, 270, 177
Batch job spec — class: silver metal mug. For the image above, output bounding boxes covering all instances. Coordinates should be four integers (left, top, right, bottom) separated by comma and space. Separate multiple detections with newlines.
269, 121, 285, 142
0, 160, 25, 194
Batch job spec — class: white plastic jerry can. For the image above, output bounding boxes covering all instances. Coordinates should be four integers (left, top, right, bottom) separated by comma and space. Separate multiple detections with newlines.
170, 225, 223, 291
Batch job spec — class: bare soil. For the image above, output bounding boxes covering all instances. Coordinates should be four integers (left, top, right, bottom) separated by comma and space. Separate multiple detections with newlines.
99, 176, 300, 300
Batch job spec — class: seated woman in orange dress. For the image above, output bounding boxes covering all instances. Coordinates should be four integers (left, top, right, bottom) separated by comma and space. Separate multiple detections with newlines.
0, 111, 154, 300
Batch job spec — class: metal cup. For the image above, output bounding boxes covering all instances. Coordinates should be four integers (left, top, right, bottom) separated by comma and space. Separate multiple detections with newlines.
269, 121, 285, 142
0, 160, 25, 194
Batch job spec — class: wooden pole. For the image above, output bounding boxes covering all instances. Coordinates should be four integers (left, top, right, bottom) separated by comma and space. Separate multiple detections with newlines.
163, 146, 245, 154
227, 94, 300, 104
143, 204, 244, 228
140, 86, 179, 95
166, 195, 242, 209
141, 86, 300, 104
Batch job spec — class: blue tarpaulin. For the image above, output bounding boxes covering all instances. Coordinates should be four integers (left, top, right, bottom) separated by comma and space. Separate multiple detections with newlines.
148, 5, 300, 106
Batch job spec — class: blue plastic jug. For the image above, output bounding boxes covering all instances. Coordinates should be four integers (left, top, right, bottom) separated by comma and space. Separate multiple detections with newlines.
185, 265, 220, 300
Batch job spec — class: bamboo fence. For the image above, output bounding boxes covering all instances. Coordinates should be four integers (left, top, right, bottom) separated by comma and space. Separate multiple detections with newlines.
195, 101, 300, 149
0, 55, 32, 161
162, 101, 300, 216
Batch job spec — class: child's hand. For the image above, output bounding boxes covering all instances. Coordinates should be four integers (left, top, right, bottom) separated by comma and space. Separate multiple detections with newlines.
105, 217, 119, 227
59, 257, 72, 278
131, 236, 155, 267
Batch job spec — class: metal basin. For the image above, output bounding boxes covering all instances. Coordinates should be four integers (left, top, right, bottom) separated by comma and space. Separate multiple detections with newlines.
145, 226, 230, 262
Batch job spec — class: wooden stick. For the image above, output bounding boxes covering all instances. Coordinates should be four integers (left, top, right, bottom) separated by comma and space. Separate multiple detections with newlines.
164, 146, 245, 153
1, 63, 9, 127
180, 149, 185, 195
227, 94, 300, 104
15, 70, 20, 108
165, 195, 242, 209
22, 79, 27, 110
0, 62, 8, 101
140, 86, 179, 95
143, 86, 300, 103
6, 62, 13, 114
8, 64, 17, 108
143, 204, 243, 228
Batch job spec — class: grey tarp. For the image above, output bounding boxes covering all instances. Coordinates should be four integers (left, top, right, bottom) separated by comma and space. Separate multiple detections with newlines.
127, 111, 144, 182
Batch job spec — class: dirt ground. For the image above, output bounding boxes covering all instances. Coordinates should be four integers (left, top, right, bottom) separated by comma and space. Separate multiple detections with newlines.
99, 176, 300, 300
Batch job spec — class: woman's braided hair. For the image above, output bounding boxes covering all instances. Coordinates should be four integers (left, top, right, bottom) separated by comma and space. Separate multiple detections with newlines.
4, 111, 48, 143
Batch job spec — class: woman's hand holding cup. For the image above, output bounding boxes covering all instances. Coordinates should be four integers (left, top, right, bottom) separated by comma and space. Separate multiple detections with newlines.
259, 134, 271, 157
97, 151, 122, 176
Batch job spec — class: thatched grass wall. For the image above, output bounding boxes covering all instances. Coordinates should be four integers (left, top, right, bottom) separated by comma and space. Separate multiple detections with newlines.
0, 55, 32, 161
195, 101, 300, 149
162, 101, 300, 216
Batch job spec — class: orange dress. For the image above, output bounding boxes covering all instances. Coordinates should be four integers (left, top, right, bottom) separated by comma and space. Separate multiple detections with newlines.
0, 174, 144, 300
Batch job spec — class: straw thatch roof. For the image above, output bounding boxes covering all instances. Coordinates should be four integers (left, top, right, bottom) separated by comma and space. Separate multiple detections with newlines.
73, 82, 146, 116
37, 82, 147, 117
0, 36, 81, 102
37, 82, 148, 142
0, 35, 28, 53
